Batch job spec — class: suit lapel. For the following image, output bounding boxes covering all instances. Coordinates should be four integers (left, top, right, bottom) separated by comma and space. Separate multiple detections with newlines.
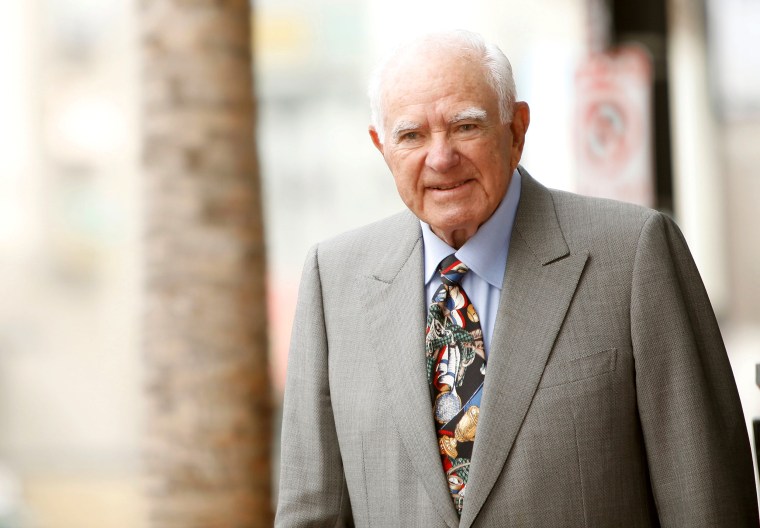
460, 172, 589, 528
362, 211, 461, 528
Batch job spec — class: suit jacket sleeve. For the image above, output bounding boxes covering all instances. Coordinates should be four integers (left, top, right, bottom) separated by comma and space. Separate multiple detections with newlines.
275, 244, 354, 527
631, 212, 759, 526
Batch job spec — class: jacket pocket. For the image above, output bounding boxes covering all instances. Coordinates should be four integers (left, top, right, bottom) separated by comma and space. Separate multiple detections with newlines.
538, 348, 617, 388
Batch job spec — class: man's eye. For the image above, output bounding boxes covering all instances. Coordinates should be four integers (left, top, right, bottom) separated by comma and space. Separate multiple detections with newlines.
458, 123, 476, 132
400, 132, 419, 141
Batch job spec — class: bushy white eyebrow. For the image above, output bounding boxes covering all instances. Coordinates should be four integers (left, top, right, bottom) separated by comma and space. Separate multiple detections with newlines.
449, 108, 488, 124
391, 120, 422, 141
389, 109, 487, 142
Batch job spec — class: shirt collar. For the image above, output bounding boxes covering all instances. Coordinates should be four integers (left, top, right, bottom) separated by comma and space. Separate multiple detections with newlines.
422, 168, 522, 289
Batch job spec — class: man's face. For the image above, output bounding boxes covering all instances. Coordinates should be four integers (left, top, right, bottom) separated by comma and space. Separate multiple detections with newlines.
370, 50, 529, 248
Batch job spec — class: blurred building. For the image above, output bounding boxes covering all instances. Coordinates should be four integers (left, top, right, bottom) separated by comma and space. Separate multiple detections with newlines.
0, 0, 143, 525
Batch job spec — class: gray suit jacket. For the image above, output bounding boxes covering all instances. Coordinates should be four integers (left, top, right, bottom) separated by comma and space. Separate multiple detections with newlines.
276, 169, 759, 527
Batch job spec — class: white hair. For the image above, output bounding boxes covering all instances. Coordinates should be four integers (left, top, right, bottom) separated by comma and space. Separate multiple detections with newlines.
368, 29, 517, 143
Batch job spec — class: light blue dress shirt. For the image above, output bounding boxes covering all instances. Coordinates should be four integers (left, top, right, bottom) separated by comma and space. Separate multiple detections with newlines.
421, 169, 522, 357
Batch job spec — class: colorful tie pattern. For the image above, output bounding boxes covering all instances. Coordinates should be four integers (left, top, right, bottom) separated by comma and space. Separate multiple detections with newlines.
425, 254, 486, 515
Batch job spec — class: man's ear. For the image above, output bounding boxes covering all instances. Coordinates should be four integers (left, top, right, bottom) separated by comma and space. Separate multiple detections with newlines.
509, 102, 530, 163
369, 126, 384, 155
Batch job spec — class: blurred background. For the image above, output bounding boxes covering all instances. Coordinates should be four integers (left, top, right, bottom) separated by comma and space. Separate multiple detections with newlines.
0, 0, 758, 525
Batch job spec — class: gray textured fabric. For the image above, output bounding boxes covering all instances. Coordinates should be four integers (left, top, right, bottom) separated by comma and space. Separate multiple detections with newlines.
275, 168, 759, 528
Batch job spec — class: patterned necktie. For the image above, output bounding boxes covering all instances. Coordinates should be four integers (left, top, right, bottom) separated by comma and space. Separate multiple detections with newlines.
425, 254, 486, 515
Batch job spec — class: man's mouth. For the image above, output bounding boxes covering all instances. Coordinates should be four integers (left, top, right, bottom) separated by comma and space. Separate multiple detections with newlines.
430, 180, 470, 191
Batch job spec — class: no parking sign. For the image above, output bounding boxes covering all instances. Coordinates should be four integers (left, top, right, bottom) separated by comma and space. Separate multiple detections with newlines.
575, 46, 655, 207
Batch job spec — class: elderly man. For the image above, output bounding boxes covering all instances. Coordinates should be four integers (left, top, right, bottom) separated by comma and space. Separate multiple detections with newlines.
275, 30, 758, 527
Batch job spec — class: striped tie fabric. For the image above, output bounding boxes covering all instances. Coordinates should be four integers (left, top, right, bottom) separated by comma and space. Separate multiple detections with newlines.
425, 254, 486, 515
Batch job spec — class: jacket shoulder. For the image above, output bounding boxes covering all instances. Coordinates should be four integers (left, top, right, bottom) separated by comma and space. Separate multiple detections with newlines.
308, 210, 421, 280
548, 188, 663, 251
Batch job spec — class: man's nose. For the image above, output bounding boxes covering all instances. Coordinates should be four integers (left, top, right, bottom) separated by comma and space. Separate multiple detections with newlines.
425, 135, 460, 173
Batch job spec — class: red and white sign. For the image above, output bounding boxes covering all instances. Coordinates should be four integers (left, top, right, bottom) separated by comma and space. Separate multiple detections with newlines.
574, 46, 655, 207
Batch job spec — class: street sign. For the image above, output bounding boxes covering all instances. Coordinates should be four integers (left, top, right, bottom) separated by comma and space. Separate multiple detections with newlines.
574, 46, 655, 207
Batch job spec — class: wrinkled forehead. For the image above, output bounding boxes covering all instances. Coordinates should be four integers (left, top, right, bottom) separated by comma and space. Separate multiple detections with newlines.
385, 42, 484, 86
382, 47, 490, 101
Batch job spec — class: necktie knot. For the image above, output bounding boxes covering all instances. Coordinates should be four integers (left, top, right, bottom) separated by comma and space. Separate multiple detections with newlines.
439, 254, 469, 286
